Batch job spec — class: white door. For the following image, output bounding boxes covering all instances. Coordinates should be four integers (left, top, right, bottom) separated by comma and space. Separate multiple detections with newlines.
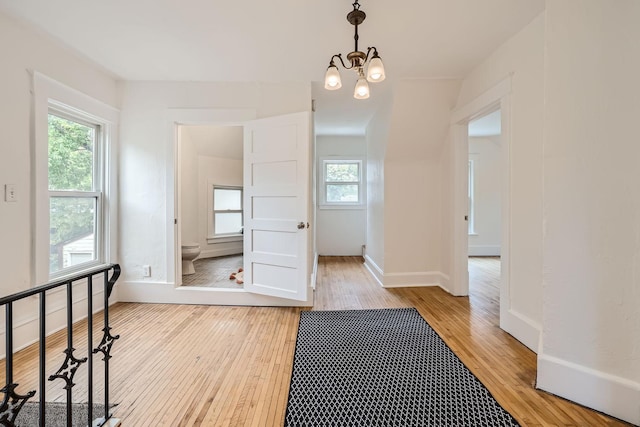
243, 112, 311, 301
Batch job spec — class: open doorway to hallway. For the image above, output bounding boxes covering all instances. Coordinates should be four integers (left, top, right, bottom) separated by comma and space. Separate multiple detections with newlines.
467, 109, 502, 320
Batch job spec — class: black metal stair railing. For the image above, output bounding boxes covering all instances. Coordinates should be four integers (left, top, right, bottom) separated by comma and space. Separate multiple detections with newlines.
0, 264, 120, 427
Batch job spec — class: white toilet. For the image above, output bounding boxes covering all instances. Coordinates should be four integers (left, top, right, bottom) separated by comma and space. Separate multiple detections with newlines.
181, 242, 201, 275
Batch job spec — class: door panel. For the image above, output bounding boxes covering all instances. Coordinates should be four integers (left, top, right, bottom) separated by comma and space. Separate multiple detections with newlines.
243, 112, 310, 301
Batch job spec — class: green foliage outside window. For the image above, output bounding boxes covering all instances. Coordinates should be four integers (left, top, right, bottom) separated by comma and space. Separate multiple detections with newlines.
325, 162, 360, 203
48, 114, 97, 272
326, 163, 359, 182
48, 114, 94, 191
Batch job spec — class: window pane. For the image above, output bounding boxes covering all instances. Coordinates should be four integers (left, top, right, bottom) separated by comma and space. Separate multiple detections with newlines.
326, 184, 359, 202
49, 197, 96, 274
215, 212, 242, 235
214, 188, 242, 210
48, 114, 96, 191
326, 163, 359, 182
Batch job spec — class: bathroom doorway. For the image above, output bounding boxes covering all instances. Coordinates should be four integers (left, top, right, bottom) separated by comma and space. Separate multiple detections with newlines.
178, 125, 245, 289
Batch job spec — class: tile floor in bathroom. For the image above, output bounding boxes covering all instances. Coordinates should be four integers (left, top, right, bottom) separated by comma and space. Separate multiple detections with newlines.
181, 254, 244, 288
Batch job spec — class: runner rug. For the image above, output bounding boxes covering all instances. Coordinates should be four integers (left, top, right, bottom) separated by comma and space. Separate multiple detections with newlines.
284, 307, 520, 426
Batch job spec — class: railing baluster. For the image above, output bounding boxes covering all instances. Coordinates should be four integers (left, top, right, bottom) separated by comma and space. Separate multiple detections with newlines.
6, 302, 12, 386
103, 273, 110, 422
39, 293, 46, 427
87, 276, 93, 427
66, 282, 73, 427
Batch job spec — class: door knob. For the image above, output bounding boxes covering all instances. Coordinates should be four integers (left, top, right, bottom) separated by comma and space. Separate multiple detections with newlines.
297, 222, 306, 229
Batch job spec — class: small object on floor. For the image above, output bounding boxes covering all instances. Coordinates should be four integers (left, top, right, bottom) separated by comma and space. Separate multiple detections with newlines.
229, 267, 244, 284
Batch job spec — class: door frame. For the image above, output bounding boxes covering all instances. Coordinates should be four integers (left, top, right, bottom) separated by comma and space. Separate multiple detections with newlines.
450, 76, 512, 332
164, 108, 313, 307
166, 108, 256, 287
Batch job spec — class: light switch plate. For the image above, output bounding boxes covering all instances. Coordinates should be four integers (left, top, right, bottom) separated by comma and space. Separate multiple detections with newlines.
4, 184, 17, 202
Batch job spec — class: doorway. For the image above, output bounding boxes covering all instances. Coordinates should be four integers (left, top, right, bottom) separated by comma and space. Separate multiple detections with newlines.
449, 76, 512, 333
178, 125, 245, 289
467, 110, 502, 319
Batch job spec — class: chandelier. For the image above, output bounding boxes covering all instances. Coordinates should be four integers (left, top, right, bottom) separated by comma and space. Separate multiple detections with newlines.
324, 0, 386, 99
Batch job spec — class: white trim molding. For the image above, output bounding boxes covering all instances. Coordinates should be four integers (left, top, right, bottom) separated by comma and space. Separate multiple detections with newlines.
500, 309, 540, 352
199, 246, 243, 259
310, 252, 319, 290
117, 281, 313, 307
537, 353, 640, 426
383, 271, 448, 288
363, 256, 450, 290
363, 255, 384, 286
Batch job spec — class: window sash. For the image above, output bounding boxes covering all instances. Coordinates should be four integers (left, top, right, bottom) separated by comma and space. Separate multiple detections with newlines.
46, 108, 104, 279
210, 186, 243, 237
48, 193, 103, 279
321, 159, 363, 206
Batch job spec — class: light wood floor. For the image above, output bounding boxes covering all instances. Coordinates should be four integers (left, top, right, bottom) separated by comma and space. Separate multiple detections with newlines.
2, 256, 632, 426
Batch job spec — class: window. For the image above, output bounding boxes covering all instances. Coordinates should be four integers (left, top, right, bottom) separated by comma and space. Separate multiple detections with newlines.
320, 158, 364, 208
209, 185, 243, 238
48, 112, 101, 275
34, 72, 117, 283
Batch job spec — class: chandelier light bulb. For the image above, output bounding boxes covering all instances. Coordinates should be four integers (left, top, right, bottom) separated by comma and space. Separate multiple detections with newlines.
324, 64, 342, 90
354, 75, 370, 99
367, 55, 386, 82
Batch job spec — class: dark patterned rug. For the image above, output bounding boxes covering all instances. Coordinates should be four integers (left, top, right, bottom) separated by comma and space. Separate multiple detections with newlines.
284, 308, 520, 426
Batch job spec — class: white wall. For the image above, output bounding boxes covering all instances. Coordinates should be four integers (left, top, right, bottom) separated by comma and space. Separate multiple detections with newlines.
0, 10, 119, 354
364, 99, 391, 281
316, 135, 366, 256
118, 81, 311, 289
179, 128, 199, 243
384, 80, 461, 287
468, 136, 501, 256
453, 13, 545, 345
364, 79, 461, 287
537, 1, 640, 424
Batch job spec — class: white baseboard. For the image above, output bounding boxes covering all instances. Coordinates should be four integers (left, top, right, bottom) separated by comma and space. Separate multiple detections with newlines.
468, 245, 501, 256
383, 271, 446, 288
537, 353, 640, 425
311, 252, 318, 289
199, 247, 242, 259
118, 281, 313, 307
499, 307, 540, 353
363, 255, 384, 286
363, 255, 448, 289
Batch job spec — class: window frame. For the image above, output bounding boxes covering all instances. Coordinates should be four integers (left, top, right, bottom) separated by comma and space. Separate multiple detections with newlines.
47, 108, 104, 278
319, 157, 365, 209
33, 72, 118, 285
207, 184, 244, 242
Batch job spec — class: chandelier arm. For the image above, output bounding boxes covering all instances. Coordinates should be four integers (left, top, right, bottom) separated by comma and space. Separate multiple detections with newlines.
331, 54, 355, 70
364, 47, 378, 63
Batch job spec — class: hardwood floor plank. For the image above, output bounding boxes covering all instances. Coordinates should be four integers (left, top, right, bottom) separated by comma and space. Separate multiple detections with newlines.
1, 256, 632, 426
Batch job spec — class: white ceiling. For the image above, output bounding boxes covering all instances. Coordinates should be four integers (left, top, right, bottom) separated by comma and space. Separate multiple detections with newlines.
0, 0, 544, 134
